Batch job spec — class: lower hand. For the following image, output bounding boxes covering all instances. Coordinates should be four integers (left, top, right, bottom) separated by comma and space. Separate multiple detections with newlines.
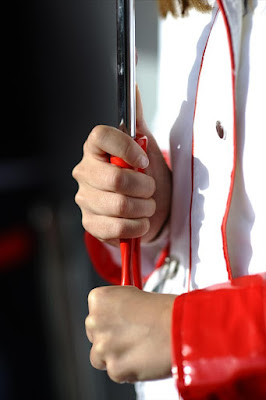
86, 285, 176, 383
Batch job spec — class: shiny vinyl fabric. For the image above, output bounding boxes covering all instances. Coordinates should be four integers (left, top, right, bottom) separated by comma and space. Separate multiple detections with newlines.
172, 273, 266, 399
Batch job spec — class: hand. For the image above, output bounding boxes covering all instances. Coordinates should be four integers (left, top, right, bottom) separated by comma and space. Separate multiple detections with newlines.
86, 286, 176, 383
72, 86, 172, 245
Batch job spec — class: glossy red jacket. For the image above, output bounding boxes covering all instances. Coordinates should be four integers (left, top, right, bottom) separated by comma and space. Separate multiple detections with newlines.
172, 273, 266, 399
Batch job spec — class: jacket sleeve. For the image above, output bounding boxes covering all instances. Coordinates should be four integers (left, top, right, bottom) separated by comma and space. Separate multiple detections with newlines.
171, 273, 266, 400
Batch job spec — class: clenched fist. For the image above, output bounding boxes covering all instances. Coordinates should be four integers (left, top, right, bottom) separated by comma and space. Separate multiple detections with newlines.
72, 86, 172, 245
86, 285, 176, 383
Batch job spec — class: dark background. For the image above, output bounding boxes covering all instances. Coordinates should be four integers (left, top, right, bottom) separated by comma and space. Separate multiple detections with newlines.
0, 1, 158, 399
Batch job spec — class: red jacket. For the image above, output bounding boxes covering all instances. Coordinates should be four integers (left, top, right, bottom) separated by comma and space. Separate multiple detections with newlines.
172, 273, 266, 399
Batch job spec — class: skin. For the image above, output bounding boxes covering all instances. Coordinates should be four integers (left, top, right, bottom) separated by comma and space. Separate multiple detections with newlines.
86, 286, 176, 383
72, 87, 175, 383
73, 87, 171, 245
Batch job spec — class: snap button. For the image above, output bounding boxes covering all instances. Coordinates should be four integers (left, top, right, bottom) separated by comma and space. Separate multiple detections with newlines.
216, 120, 226, 139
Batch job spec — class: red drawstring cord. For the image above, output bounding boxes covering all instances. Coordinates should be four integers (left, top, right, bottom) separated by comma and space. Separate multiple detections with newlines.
120, 237, 142, 288
120, 238, 133, 286
110, 135, 147, 289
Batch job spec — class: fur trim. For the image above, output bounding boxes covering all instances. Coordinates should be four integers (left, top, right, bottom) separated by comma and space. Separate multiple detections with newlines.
157, 0, 212, 17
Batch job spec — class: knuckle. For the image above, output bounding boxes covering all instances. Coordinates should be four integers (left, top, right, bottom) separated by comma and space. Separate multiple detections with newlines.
107, 358, 131, 384
109, 372, 124, 384
108, 360, 124, 383
110, 168, 126, 192
116, 195, 129, 216
90, 349, 98, 369
89, 125, 100, 141
90, 345, 106, 370
85, 316, 94, 343
89, 125, 107, 144
72, 163, 81, 181
93, 341, 106, 358
88, 288, 100, 310
74, 192, 82, 206
85, 314, 96, 332
72, 165, 77, 180
113, 219, 127, 238
81, 215, 91, 232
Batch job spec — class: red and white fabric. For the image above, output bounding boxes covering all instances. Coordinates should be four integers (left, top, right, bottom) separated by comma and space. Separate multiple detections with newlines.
85, 0, 266, 398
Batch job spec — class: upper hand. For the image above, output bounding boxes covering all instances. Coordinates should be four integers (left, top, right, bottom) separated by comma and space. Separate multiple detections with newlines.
72, 86, 172, 244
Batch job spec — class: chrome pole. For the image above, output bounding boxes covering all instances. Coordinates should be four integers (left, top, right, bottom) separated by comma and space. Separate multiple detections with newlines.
116, 0, 136, 138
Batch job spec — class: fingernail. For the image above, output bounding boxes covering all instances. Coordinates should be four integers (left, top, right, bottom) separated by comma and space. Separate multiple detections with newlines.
137, 154, 149, 169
